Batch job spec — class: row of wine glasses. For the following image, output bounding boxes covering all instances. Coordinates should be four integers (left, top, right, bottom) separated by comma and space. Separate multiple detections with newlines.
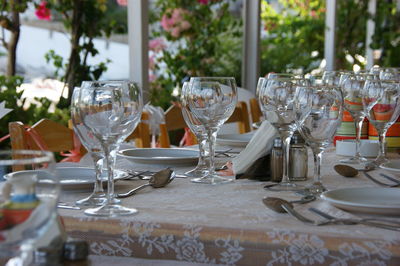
322, 69, 400, 167
257, 74, 344, 193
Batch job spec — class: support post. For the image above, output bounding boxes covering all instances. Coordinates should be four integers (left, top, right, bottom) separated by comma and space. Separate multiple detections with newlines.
366, 0, 377, 69
242, 0, 261, 94
324, 0, 337, 71
127, 0, 149, 103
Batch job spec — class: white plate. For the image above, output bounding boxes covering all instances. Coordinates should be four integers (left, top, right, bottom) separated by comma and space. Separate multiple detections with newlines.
118, 148, 199, 165
321, 187, 400, 215
380, 161, 400, 173
4, 167, 127, 190
216, 132, 254, 147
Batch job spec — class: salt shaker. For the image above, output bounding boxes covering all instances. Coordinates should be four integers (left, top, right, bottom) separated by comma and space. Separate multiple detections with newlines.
289, 133, 308, 181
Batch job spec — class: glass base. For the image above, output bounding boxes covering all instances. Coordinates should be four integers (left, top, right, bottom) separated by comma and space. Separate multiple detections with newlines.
191, 174, 233, 185
340, 156, 368, 164
76, 192, 107, 206
76, 192, 121, 206
84, 204, 138, 217
184, 167, 208, 178
371, 156, 389, 167
305, 182, 326, 196
267, 181, 303, 192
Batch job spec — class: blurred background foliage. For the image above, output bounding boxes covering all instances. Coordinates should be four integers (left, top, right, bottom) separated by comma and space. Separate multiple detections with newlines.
0, 0, 399, 146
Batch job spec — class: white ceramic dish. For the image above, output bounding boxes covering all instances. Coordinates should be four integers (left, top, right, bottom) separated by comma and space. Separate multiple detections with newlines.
216, 132, 254, 147
380, 161, 400, 173
118, 148, 199, 165
336, 139, 379, 157
321, 187, 400, 215
4, 167, 127, 190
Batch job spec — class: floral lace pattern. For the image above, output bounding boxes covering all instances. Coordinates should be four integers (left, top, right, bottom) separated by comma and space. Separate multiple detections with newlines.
61, 150, 400, 265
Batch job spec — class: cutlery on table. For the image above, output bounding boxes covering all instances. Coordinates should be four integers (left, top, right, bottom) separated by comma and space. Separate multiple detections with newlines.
263, 197, 400, 231
379, 173, 400, 185
58, 203, 81, 210
309, 207, 400, 230
262, 195, 316, 213
363, 172, 400, 187
116, 168, 175, 198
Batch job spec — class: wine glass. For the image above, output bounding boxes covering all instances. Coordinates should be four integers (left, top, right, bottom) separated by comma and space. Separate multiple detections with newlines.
0, 150, 59, 263
186, 77, 237, 184
77, 80, 142, 216
181, 82, 208, 177
322, 70, 347, 86
71, 87, 106, 206
295, 85, 344, 195
338, 73, 371, 164
362, 79, 400, 166
258, 78, 305, 191
380, 68, 400, 80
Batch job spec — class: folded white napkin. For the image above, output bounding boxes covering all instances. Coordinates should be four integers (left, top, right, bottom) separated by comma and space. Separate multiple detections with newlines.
0, 101, 12, 119
232, 121, 277, 175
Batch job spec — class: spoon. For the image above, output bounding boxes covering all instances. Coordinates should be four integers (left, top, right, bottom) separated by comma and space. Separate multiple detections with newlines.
116, 168, 175, 198
262, 195, 316, 213
333, 164, 374, 178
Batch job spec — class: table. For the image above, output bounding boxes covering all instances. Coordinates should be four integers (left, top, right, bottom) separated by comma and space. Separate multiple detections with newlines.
58, 148, 400, 265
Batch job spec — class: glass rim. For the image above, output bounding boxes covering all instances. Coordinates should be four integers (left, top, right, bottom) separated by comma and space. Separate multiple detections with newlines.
296, 85, 341, 90
0, 150, 54, 166
189, 77, 236, 81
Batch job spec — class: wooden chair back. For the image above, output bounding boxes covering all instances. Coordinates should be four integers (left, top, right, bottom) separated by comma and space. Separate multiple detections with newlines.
159, 105, 197, 148
126, 112, 151, 148
9, 119, 74, 152
225, 101, 251, 133
249, 98, 263, 123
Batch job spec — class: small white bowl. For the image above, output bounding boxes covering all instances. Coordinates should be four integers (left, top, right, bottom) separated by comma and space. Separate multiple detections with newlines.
336, 139, 379, 157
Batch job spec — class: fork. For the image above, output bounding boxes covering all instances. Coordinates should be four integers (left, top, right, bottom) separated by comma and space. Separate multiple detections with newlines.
280, 204, 400, 231
308, 207, 400, 230
363, 172, 400, 187
379, 173, 400, 185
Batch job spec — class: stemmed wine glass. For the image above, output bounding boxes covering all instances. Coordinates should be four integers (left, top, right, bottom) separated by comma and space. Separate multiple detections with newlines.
186, 77, 237, 184
77, 80, 142, 216
0, 150, 59, 264
338, 73, 371, 164
71, 87, 106, 206
362, 79, 400, 166
295, 85, 344, 195
181, 81, 208, 177
258, 78, 306, 191
380, 68, 400, 80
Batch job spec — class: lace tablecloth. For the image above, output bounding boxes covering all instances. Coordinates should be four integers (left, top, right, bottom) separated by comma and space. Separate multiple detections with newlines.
59, 148, 400, 265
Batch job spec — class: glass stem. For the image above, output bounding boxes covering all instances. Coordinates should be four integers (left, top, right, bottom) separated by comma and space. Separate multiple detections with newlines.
354, 117, 364, 159
102, 144, 117, 204
312, 147, 324, 184
207, 129, 218, 176
281, 133, 293, 184
377, 129, 388, 161
91, 151, 104, 194
197, 134, 208, 168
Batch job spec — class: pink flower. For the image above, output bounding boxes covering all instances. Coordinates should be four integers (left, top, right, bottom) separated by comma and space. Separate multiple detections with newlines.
116, 0, 127, 6
149, 38, 166, 52
161, 8, 191, 38
35, 1, 51, 21
198, 0, 209, 4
